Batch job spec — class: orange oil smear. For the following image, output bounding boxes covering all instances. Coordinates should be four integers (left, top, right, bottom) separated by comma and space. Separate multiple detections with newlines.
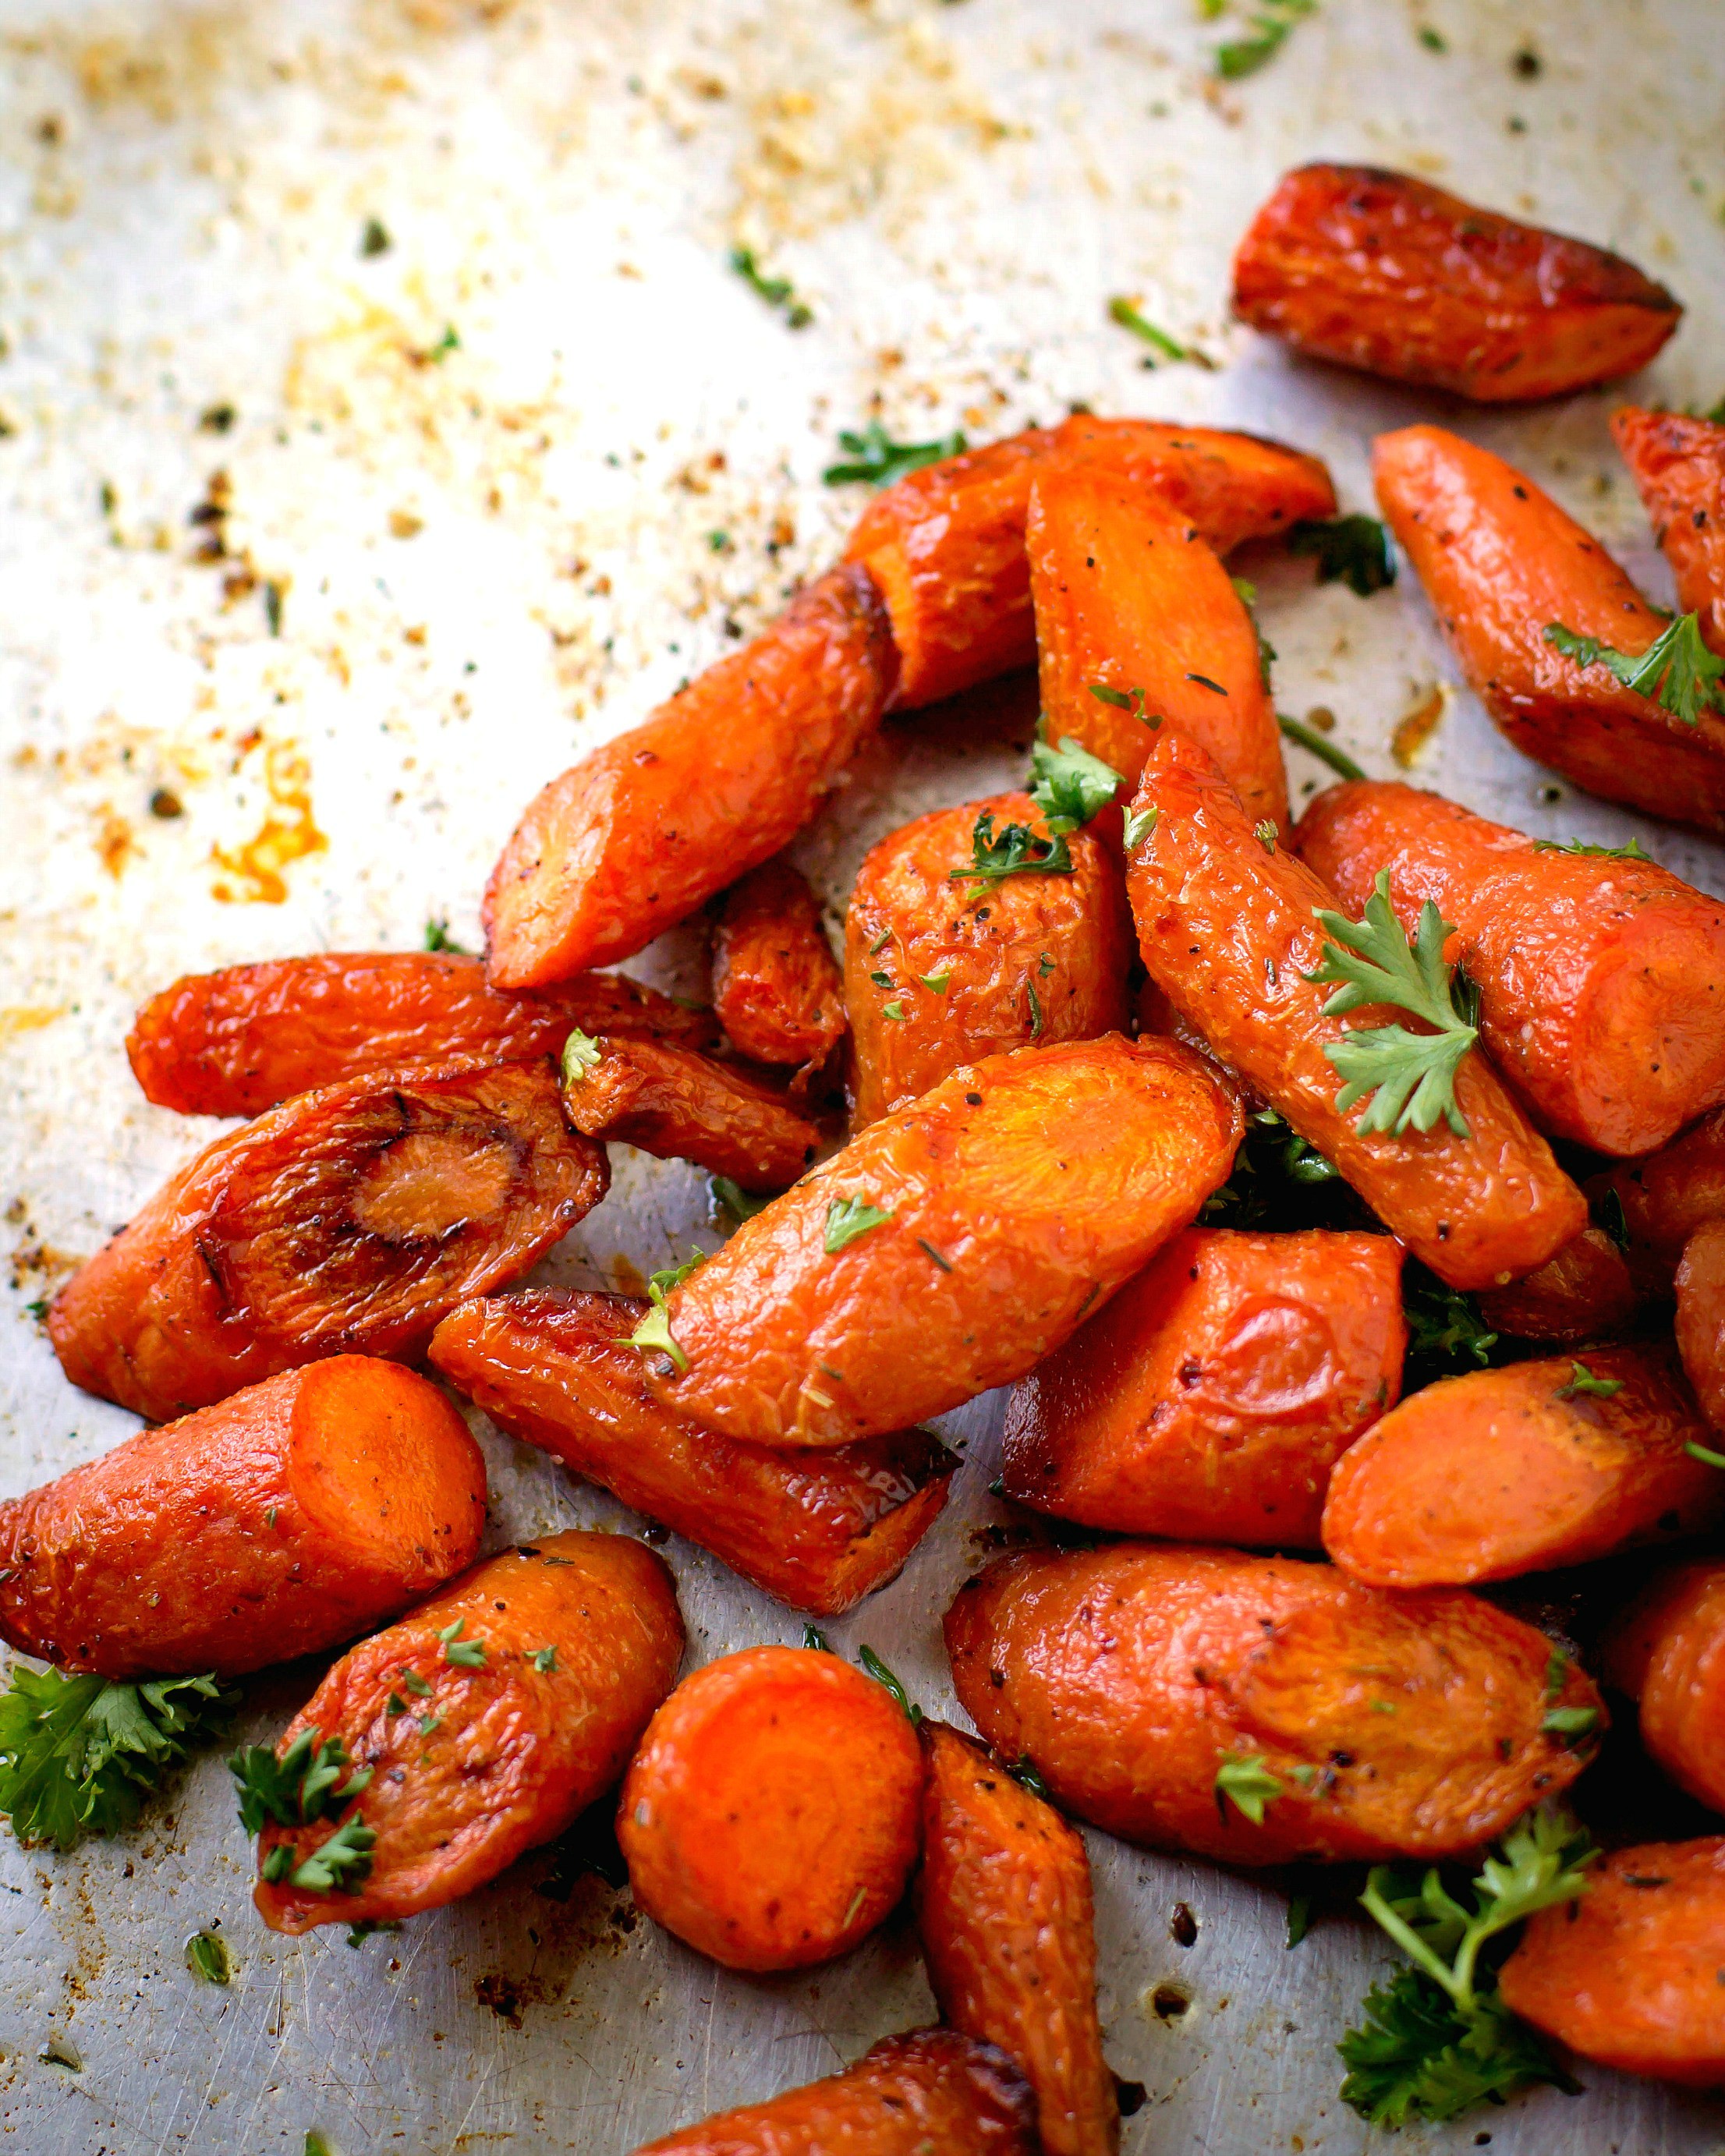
211, 741, 328, 904
1390, 683, 1448, 768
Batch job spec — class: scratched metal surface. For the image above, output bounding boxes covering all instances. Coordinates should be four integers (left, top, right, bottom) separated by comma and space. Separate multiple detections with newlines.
1, 0, 1723, 2150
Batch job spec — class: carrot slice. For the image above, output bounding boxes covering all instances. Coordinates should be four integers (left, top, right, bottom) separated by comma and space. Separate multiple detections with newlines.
1320, 1346, 1725, 1588
49, 1062, 606, 1421
711, 856, 847, 1071
1676, 1220, 1725, 1431
1232, 165, 1681, 402
0, 1358, 485, 1680
1002, 1227, 1404, 1546
1604, 1560, 1725, 1816
1475, 1226, 1642, 1344
1612, 405, 1725, 657
617, 1644, 923, 1972
253, 1531, 682, 1934
427, 1290, 954, 1614
1589, 1107, 1725, 1294
559, 1032, 821, 1191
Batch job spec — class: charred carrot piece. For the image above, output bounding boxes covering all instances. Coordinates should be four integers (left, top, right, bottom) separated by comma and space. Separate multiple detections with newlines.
1499, 1838, 1725, 2087
1604, 1559, 1725, 1815
1002, 1227, 1404, 1547
1125, 731, 1585, 1289
427, 1290, 955, 1614
484, 566, 895, 988
711, 856, 847, 1072
1320, 1346, 1725, 1589
843, 791, 1133, 1127
631, 2027, 1036, 2154
0, 1358, 485, 1680
1475, 1226, 1642, 1344
1375, 426, 1725, 832
644, 1034, 1241, 1446
842, 416, 1335, 711
559, 1031, 820, 1191
1613, 406, 1725, 657
1294, 779, 1725, 1155
1231, 165, 1681, 402
49, 1062, 607, 1422
1676, 1220, 1725, 1432
249, 1531, 681, 1934
1029, 469, 1288, 830
917, 1722, 1118, 2156
1589, 1107, 1725, 1294
617, 1644, 923, 1972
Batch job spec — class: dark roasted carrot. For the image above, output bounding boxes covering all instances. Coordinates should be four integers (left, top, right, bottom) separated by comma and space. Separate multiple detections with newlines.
1028, 469, 1288, 830
842, 417, 1334, 711
253, 1531, 682, 1933
1124, 731, 1585, 1289
1320, 1346, 1725, 1588
1589, 1108, 1725, 1294
1676, 1220, 1725, 1432
617, 1644, 923, 1972
1475, 1227, 1642, 1344
1613, 405, 1725, 657
49, 1062, 607, 1422
644, 1034, 1241, 1446
1499, 1839, 1725, 2087
631, 2028, 1036, 2155
842, 791, 1132, 1126
946, 1543, 1599, 1865
917, 1722, 1118, 2156
1231, 165, 1681, 402
559, 1032, 821, 1191
1002, 1227, 1404, 1547
711, 856, 847, 1071
125, 952, 718, 1120
1603, 1560, 1725, 1815
0, 1358, 485, 1679
1374, 425, 1725, 832
427, 1290, 955, 1614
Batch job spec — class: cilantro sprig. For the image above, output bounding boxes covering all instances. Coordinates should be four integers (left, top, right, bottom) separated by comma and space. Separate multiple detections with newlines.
629, 1249, 708, 1373
822, 420, 965, 489
950, 809, 1074, 887
1027, 735, 1124, 834
1290, 515, 1397, 597
1545, 612, 1725, 728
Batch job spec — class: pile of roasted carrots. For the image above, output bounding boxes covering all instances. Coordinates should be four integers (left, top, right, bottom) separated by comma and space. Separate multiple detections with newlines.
8, 161, 1725, 2148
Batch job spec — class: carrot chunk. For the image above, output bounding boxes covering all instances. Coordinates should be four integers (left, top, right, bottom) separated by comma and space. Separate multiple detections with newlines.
251, 1531, 682, 1933
1676, 1220, 1725, 1431
559, 1032, 821, 1191
712, 856, 847, 1071
1231, 165, 1681, 402
1374, 425, 1725, 832
843, 791, 1132, 1127
1124, 730, 1585, 1289
427, 1290, 954, 1614
917, 1722, 1118, 2156
1604, 1560, 1725, 1817
484, 566, 896, 987
617, 1644, 923, 1972
0, 1358, 485, 1679
1588, 1107, 1725, 1294
1475, 1227, 1642, 1345
1612, 405, 1725, 658
644, 1033, 1242, 1446
1499, 1838, 1725, 2087
49, 1062, 606, 1421
1002, 1227, 1404, 1546
947, 1543, 1599, 1866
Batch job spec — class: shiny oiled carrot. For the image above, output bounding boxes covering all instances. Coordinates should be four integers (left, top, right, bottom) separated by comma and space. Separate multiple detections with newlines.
1588, 1107, 1725, 1294
1613, 405, 1725, 657
559, 1032, 822, 1191
711, 856, 847, 1071
1604, 1559, 1725, 1816
1475, 1226, 1642, 1344
1675, 1220, 1725, 1432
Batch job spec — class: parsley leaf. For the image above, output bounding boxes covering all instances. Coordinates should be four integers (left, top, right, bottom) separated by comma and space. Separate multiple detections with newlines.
230, 1726, 372, 1835
437, 1620, 487, 1669
1122, 805, 1158, 851
285, 1813, 377, 1896
1277, 712, 1366, 783
728, 245, 813, 329
1006, 1757, 1050, 1801
1215, 1753, 1284, 1824
1554, 1361, 1624, 1401
822, 420, 965, 489
949, 809, 1074, 886
825, 1195, 892, 1253
1402, 1269, 1499, 1388
560, 1028, 603, 1082
1231, 576, 1279, 689
709, 1174, 772, 1227
1289, 515, 1397, 597
1545, 612, 1725, 727
1028, 735, 1124, 834
423, 919, 470, 954
858, 1646, 923, 1726
802, 1624, 833, 1652
1531, 834, 1651, 861
1202, 1105, 1339, 1229
1215, 0, 1319, 79
1107, 296, 1210, 367
629, 1249, 708, 1373
1088, 681, 1158, 727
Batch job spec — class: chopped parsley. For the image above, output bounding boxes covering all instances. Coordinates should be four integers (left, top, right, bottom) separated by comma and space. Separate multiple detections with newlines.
1215, 1753, 1284, 1825
1277, 712, 1366, 782
1123, 805, 1158, 851
1402, 1270, 1499, 1389
919, 970, 951, 993
858, 1646, 923, 1726
231, 1726, 372, 1833
423, 919, 470, 954
1254, 820, 1278, 852
949, 809, 1074, 886
1545, 612, 1725, 727
1215, 0, 1318, 78
629, 1249, 709, 1372
1026, 979, 1044, 1038
1006, 1757, 1051, 1802
1107, 296, 1209, 366
709, 1174, 772, 1227
1554, 1361, 1624, 1402
1089, 681, 1157, 727
1290, 515, 1397, 597
822, 420, 965, 488
185, 1931, 231, 1984
272, 1813, 377, 1896
1202, 1105, 1339, 1230
532, 1649, 558, 1675
1531, 834, 1651, 861
437, 1620, 487, 1669
560, 1028, 603, 1082
728, 245, 813, 329
802, 1624, 834, 1653
1028, 734, 1124, 833
825, 1195, 893, 1253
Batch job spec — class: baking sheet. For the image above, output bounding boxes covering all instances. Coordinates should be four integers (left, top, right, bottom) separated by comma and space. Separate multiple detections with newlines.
2, 0, 1723, 2148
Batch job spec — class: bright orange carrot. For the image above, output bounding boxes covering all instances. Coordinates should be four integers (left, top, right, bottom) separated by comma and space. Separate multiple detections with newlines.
559, 1032, 821, 1191
427, 1290, 955, 1614
617, 1645, 923, 1971
1613, 405, 1725, 657
1589, 1107, 1725, 1294
711, 856, 847, 1071
485, 565, 896, 986
1604, 1560, 1725, 1816
1475, 1227, 1642, 1344
1676, 1220, 1725, 1431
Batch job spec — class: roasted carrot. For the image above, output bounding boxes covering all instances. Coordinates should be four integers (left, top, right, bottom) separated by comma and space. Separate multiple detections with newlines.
125, 951, 718, 1120
1002, 1227, 1404, 1547
1604, 1559, 1725, 1816
1499, 1838, 1725, 2087
644, 1033, 1241, 1446
427, 1290, 955, 1614
0, 1358, 485, 1680
484, 567, 895, 988
842, 416, 1335, 710
558, 1032, 821, 1192
1613, 405, 1725, 657
916, 1722, 1118, 2156
1028, 469, 1288, 830
617, 1644, 923, 1971
250, 1531, 682, 1933
49, 1062, 607, 1422
843, 791, 1133, 1127
945, 1543, 1600, 1865
1676, 1220, 1725, 1432
631, 2028, 1036, 2155
711, 856, 847, 1072
1475, 1227, 1642, 1344
1589, 1107, 1725, 1294
1231, 165, 1681, 402
1320, 1346, 1725, 1588
1124, 731, 1585, 1289
1374, 425, 1725, 833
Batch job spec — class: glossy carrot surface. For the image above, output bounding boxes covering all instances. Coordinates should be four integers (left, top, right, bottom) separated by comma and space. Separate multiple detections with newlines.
1475, 1227, 1642, 1344
1675, 1220, 1725, 1432
559, 1032, 821, 1191
1589, 1108, 1725, 1294
1613, 405, 1725, 657
711, 857, 847, 1071
1604, 1560, 1725, 1816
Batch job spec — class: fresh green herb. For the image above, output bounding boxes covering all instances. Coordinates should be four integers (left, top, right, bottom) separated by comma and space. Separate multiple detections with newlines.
858, 1646, 923, 1726
1531, 834, 1651, 860
560, 1028, 603, 1082
707, 529, 731, 551
1545, 613, 1725, 727
345, 1918, 399, 1948
263, 581, 285, 635
869, 969, 895, 989
728, 245, 813, 329
0, 1667, 234, 1850
1686, 1439, 1725, 1471
417, 1714, 441, 1736
1277, 712, 1366, 781
423, 919, 469, 954
1123, 805, 1158, 851
231, 1726, 371, 1834
1544, 1646, 1570, 1698
1216, 0, 1318, 79
1418, 24, 1447, 50
1338, 1807, 1594, 2125
822, 419, 965, 488
386, 1693, 407, 1717
1026, 979, 1044, 1039
306, 2135, 334, 2156
1201, 1105, 1339, 1229
1290, 515, 1397, 597
399, 1670, 434, 1698
1089, 681, 1157, 727
1540, 1705, 1599, 1739
710, 1174, 772, 1227
881, 999, 908, 1021
629, 1249, 708, 1372
23, 1297, 48, 1321
532, 1648, 558, 1674
1554, 1361, 1624, 1402
425, 324, 459, 363
1215, 1753, 1283, 1825
802, 1624, 833, 1652
360, 217, 391, 257
1403, 1272, 1499, 1387
438, 1620, 487, 1669
825, 1195, 893, 1253
1006, 1757, 1050, 1801
950, 809, 1074, 886
1254, 820, 1278, 852
1038, 953, 1056, 975
1286, 1894, 1313, 1949
868, 927, 893, 955
1107, 296, 1210, 366
1306, 871, 1479, 1138
919, 970, 951, 993
286, 1814, 377, 1896
1028, 734, 1124, 833
185, 1930, 231, 1984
